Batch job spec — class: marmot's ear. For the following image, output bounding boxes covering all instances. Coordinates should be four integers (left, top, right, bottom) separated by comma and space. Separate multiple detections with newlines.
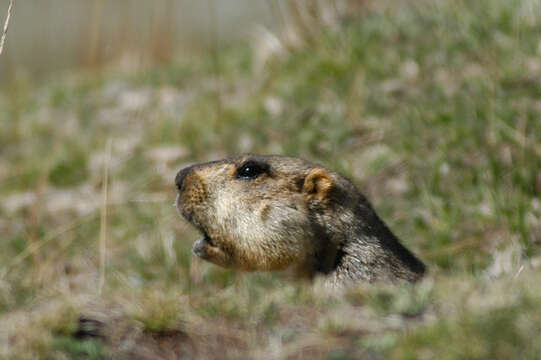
303, 168, 333, 200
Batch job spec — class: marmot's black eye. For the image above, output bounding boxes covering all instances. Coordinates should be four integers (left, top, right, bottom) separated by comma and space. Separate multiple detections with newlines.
236, 161, 268, 179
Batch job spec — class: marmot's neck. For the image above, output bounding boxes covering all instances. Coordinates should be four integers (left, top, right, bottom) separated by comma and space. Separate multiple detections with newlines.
318, 201, 426, 285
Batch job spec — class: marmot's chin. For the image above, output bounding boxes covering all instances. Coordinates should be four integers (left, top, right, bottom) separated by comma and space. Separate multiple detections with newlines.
192, 233, 217, 256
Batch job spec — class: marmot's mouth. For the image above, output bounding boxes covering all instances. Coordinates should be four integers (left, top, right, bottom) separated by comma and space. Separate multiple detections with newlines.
193, 232, 218, 257
202, 232, 216, 247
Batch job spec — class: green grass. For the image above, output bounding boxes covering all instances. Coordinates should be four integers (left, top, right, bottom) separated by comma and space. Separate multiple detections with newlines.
1, 0, 540, 358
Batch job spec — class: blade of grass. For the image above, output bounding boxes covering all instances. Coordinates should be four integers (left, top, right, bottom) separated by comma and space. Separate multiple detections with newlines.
0, 0, 14, 56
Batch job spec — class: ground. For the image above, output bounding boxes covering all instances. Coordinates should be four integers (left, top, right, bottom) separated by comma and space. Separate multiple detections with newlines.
1, 0, 541, 358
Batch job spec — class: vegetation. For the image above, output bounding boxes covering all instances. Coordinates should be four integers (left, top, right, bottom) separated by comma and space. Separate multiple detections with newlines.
1, 0, 540, 358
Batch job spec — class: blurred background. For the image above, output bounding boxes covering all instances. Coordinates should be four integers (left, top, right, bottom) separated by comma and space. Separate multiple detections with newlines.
0, 0, 278, 83
1, 0, 541, 359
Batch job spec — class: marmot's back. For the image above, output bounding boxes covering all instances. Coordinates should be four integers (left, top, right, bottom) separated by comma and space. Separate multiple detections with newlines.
175, 155, 425, 285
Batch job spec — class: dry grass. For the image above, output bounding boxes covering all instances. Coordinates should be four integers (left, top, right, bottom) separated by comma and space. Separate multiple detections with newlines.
0, 0, 13, 56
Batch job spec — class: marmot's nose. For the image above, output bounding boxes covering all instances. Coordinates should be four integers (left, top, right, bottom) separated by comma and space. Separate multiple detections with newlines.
175, 165, 194, 192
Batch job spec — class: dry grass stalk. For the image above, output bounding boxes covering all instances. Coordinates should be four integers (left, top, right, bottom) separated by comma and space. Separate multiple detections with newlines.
87, 0, 104, 66
207, 0, 224, 151
98, 138, 112, 294
0, 0, 14, 56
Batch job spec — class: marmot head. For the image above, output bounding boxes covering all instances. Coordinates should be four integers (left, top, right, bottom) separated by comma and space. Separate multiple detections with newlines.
175, 155, 359, 273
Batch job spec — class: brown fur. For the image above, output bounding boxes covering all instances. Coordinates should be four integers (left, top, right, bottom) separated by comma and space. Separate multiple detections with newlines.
175, 155, 426, 286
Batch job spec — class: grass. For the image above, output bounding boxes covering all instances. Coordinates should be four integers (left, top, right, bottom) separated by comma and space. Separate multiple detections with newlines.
1, 0, 541, 358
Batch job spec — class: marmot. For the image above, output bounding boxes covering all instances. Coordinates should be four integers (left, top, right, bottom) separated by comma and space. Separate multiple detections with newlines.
175, 155, 425, 285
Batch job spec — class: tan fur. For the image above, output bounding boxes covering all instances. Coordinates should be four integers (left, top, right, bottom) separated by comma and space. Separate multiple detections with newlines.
304, 168, 333, 200
175, 155, 426, 286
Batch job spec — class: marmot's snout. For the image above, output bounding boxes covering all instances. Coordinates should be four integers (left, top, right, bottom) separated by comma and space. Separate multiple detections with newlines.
175, 160, 236, 268
175, 164, 205, 224
174, 164, 194, 221
175, 164, 193, 193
